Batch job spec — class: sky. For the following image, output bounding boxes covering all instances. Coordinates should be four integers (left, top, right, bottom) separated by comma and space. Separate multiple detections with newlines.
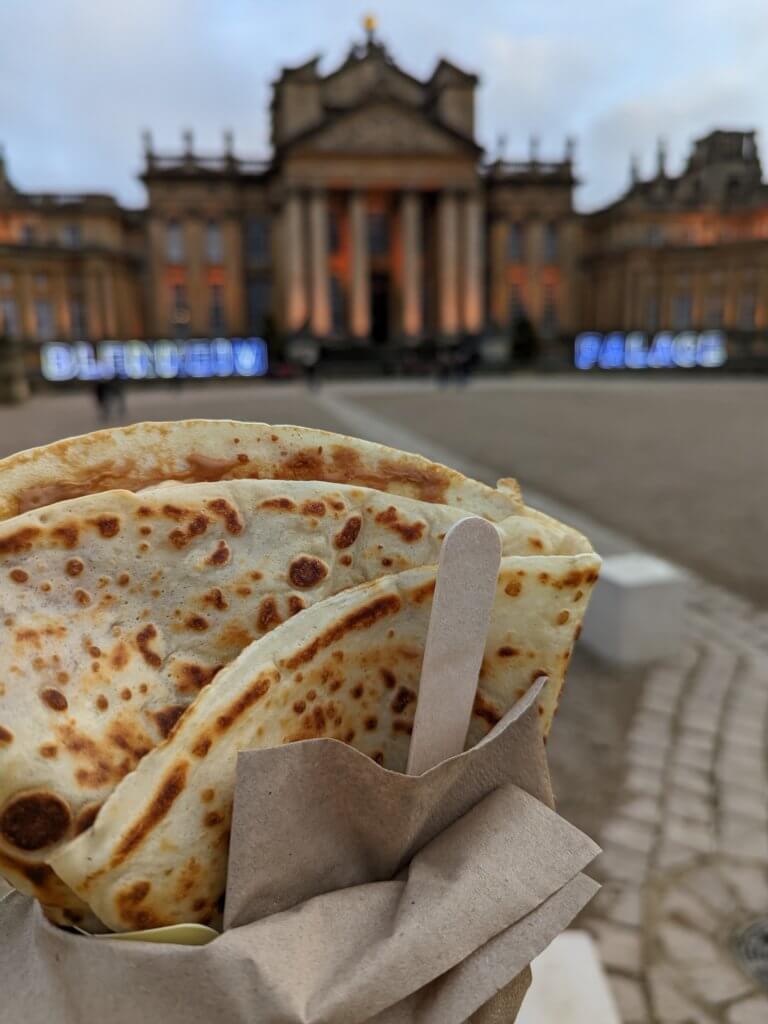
1, 0, 766, 211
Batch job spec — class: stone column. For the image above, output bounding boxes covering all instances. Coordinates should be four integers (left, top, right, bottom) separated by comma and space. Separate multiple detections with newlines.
401, 191, 422, 339
489, 217, 508, 330
349, 190, 370, 339
437, 190, 460, 338
309, 188, 331, 338
462, 191, 485, 334
283, 190, 308, 333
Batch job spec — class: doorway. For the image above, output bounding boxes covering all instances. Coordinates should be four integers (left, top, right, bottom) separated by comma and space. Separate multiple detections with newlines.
370, 272, 390, 344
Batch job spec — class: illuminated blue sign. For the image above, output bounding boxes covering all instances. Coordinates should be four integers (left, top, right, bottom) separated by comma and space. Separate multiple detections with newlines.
574, 331, 727, 371
40, 338, 268, 382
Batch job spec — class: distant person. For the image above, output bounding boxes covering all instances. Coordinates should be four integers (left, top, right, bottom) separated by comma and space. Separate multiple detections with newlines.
288, 335, 320, 389
93, 379, 109, 421
93, 378, 126, 422
455, 337, 479, 387
435, 346, 454, 387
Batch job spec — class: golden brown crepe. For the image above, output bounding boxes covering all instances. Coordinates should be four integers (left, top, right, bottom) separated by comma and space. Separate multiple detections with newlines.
0, 420, 521, 522
51, 552, 600, 931
0, 477, 582, 912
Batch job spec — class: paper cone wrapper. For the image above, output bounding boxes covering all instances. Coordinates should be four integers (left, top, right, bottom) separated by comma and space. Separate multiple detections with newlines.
0, 691, 600, 1023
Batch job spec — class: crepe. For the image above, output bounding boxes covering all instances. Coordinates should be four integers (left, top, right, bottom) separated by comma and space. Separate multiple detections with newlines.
0, 419, 522, 522
0, 477, 582, 912
50, 552, 600, 932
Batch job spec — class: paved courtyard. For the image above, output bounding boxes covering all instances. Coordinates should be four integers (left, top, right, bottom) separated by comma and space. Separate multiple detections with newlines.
1, 376, 767, 1021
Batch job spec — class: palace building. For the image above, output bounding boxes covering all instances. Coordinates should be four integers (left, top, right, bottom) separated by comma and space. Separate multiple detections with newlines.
1, 20, 767, 393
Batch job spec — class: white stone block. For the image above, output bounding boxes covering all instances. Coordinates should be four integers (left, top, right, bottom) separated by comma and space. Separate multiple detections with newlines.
518, 930, 621, 1024
581, 552, 687, 665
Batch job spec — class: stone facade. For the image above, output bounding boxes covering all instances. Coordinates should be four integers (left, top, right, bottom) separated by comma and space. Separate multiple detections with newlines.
1, 25, 767, 375
583, 133, 768, 343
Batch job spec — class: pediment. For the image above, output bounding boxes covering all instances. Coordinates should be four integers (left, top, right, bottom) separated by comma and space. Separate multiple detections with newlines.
323, 58, 424, 110
288, 99, 477, 157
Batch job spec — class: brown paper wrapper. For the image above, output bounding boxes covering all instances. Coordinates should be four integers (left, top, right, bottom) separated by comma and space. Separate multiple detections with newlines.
0, 693, 599, 1023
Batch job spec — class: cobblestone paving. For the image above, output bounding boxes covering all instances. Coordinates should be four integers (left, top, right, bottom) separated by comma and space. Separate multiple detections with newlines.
587, 577, 768, 1023
319, 385, 768, 1022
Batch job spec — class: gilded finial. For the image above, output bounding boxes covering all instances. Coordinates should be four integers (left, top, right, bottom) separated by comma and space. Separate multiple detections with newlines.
363, 13, 377, 39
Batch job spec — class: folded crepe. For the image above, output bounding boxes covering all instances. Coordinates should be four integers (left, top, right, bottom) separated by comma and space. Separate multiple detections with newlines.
50, 552, 600, 932
0, 420, 522, 522
0, 478, 585, 912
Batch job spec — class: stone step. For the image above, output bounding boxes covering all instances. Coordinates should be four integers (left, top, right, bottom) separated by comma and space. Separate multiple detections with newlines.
518, 930, 622, 1024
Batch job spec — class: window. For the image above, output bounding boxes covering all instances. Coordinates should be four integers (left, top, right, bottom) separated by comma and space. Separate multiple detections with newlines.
34, 300, 55, 341
507, 222, 524, 262
543, 223, 558, 263
368, 212, 389, 257
738, 281, 757, 329
171, 283, 189, 337
0, 272, 12, 291
647, 224, 664, 247
541, 286, 558, 338
246, 217, 270, 263
69, 298, 88, 338
205, 221, 223, 265
645, 292, 660, 332
706, 294, 724, 327
172, 284, 187, 310
247, 279, 272, 333
508, 283, 526, 323
62, 223, 82, 248
166, 220, 185, 264
209, 284, 226, 334
34, 273, 48, 290
705, 275, 724, 327
0, 298, 19, 340
328, 211, 341, 254
330, 275, 346, 334
672, 279, 693, 330
20, 223, 37, 245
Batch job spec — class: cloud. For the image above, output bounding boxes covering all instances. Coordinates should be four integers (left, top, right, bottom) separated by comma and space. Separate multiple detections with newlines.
580, 60, 768, 209
477, 33, 613, 162
0, 0, 765, 212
